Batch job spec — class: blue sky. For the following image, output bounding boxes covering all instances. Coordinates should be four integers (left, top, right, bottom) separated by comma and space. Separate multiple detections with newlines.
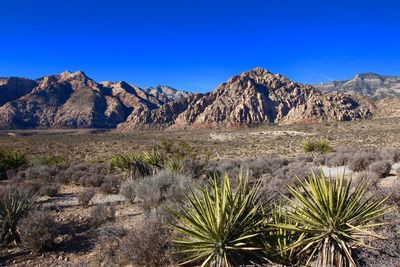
1, 0, 399, 93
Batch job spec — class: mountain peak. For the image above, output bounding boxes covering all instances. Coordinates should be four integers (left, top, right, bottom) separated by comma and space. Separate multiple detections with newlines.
354, 73, 382, 79
59, 70, 88, 80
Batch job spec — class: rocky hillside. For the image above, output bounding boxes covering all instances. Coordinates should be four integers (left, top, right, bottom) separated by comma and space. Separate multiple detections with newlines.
145, 85, 192, 105
0, 77, 38, 106
118, 68, 373, 130
313, 73, 400, 99
0, 71, 190, 129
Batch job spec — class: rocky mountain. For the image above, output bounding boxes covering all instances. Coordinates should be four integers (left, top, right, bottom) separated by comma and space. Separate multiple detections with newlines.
145, 85, 192, 105
0, 77, 38, 106
312, 73, 400, 99
118, 67, 373, 131
0, 71, 188, 129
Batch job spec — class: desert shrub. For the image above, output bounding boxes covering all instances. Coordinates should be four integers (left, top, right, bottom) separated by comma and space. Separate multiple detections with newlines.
56, 163, 108, 185
100, 175, 121, 194
354, 209, 400, 266
380, 148, 400, 163
39, 183, 60, 197
302, 139, 332, 155
31, 155, 68, 167
89, 204, 116, 228
274, 172, 391, 266
0, 186, 36, 245
368, 160, 392, 178
78, 189, 95, 207
260, 161, 317, 198
118, 212, 172, 266
18, 210, 58, 252
24, 165, 60, 183
133, 170, 194, 212
206, 159, 241, 178
348, 151, 379, 172
312, 154, 326, 165
325, 151, 352, 167
170, 173, 268, 266
95, 224, 127, 265
119, 180, 136, 203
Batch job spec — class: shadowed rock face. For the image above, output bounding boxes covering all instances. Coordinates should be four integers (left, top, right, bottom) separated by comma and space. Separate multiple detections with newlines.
118, 67, 373, 131
0, 71, 191, 129
0, 77, 38, 106
313, 73, 400, 99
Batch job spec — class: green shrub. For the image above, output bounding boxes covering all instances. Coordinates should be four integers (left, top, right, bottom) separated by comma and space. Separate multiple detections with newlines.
0, 186, 36, 246
274, 172, 391, 266
302, 139, 333, 155
170, 173, 268, 266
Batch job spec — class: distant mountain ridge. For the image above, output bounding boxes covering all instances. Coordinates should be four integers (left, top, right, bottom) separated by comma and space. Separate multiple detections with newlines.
1, 68, 399, 130
312, 73, 400, 99
118, 67, 373, 130
0, 71, 191, 129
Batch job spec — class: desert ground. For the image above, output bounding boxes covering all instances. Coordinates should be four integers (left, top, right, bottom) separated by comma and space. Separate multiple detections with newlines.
1, 117, 400, 266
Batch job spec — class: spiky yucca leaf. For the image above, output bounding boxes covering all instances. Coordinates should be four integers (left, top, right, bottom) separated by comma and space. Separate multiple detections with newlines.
0, 186, 36, 246
264, 205, 303, 265
274, 172, 391, 267
171, 173, 268, 266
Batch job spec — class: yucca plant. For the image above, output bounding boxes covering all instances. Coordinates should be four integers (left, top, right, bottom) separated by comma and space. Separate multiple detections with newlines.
142, 148, 163, 175
0, 186, 36, 246
274, 172, 391, 267
302, 139, 332, 156
110, 153, 151, 179
264, 205, 302, 265
170, 172, 269, 266
0, 149, 28, 180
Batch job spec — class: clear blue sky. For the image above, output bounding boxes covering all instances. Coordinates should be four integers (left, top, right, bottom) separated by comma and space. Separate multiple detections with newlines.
1, 0, 399, 93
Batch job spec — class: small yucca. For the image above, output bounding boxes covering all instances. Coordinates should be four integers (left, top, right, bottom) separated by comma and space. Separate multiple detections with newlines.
0, 186, 36, 246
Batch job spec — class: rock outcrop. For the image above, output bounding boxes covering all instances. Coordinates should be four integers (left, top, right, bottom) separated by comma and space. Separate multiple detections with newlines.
118, 67, 372, 130
313, 73, 400, 99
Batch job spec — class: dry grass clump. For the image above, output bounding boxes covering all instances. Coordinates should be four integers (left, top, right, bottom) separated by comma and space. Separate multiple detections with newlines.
18, 210, 59, 252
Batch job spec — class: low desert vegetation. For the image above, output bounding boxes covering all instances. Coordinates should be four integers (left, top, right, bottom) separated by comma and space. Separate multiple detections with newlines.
0, 140, 399, 266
